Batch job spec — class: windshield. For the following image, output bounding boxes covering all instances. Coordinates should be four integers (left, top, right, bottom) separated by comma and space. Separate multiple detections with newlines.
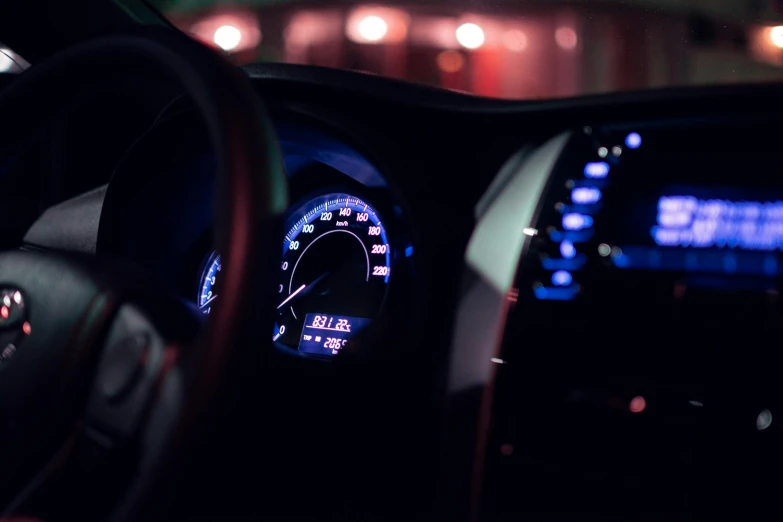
147, 0, 783, 99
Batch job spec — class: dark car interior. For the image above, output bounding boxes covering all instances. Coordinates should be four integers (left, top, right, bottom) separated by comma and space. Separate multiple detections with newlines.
0, 1, 782, 521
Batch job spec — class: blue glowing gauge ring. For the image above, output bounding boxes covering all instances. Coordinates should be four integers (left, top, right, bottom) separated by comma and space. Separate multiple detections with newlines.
197, 250, 221, 313
273, 192, 391, 349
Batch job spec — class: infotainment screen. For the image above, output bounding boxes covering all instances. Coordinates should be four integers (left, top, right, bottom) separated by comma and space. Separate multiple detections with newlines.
596, 122, 783, 277
652, 193, 783, 250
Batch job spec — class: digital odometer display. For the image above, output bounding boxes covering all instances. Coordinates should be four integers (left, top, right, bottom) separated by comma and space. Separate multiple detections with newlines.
298, 313, 372, 356
273, 193, 390, 352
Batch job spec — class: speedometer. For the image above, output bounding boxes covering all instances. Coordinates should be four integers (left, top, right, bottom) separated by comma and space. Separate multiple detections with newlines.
197, 192, 392, 357
273, 193, 391, 355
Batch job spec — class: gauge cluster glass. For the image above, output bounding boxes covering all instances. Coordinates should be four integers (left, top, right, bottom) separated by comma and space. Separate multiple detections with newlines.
197, 192, 393, 358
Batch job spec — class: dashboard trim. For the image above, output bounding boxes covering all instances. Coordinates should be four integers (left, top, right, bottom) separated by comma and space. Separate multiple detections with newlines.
244, 63, 783, 116
441, 133, 571, 522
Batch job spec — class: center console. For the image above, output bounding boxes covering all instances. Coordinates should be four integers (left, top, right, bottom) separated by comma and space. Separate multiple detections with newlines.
480, 117, 783, 519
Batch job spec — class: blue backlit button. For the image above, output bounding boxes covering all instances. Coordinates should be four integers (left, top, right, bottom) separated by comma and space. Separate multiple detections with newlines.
551, 270, 573, 286
625, 132, 642, 149
562, 213, 593, 231
584, 162, 609, 179
560, 240, 576, 259
570, 186, 602, 205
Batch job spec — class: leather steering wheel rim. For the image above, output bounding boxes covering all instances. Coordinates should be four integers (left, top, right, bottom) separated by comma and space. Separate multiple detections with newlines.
0, 28, 287, 519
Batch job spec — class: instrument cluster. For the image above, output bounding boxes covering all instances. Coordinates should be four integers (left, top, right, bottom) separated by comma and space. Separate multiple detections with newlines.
193, 124, 413, 360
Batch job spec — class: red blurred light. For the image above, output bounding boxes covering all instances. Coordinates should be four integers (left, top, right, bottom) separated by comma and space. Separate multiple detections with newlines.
555, 26, 577, 50
629, 396, 646, 413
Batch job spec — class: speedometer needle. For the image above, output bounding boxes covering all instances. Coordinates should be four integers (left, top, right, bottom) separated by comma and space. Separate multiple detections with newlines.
277, 272, 331, 310
277, 284, 306, 309
199, 294, 218, 309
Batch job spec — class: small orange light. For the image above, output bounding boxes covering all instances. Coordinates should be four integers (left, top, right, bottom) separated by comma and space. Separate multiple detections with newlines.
22, 321, 31, 335
629, 396, 646, 413
436, 50, 464, 73
1, 306, 9, 319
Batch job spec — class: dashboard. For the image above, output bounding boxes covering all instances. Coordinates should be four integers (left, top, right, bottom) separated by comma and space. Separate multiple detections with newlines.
18, 64, 783, 521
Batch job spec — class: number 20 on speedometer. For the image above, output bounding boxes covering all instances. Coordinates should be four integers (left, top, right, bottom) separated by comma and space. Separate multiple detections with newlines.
273, 193, 391, 349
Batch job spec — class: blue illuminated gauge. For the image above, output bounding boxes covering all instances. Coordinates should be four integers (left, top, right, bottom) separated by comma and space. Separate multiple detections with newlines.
197, 192, 392, 357
197, 250, 221, 313
273, 193, 391, 355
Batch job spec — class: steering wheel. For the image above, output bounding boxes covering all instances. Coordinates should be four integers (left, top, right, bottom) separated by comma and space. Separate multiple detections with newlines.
0, 29, 286, 520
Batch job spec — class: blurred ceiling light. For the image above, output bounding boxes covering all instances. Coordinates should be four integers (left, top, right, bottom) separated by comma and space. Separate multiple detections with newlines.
214, 25, 242, 51
346, 6, 409, 44
771, 26, 783, 49
456, 22, 485, 50
436, 50, 464, 72
503, 29, 528, 52
555, 26, 578, 50
358, 15, 388, 42
190, 14, 261, 53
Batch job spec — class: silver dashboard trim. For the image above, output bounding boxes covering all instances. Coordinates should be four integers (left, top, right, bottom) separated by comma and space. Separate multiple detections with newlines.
451, 132, 571, 392
439, 132, 571, 522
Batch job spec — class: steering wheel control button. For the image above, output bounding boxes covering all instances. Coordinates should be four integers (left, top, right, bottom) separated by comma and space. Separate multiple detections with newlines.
0, 288, 29, 365
98, 333, 149, 403
0, 289, 24, 327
